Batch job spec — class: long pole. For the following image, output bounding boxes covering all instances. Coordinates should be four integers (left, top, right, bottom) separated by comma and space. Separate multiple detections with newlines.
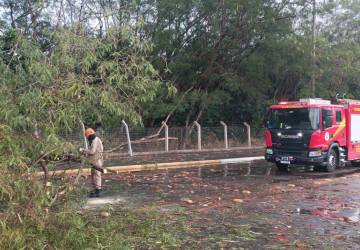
80, 121, 88, 150
311, 0, 316, 97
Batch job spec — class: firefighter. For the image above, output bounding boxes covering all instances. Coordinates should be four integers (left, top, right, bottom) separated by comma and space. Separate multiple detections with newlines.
81, 128, 105, 198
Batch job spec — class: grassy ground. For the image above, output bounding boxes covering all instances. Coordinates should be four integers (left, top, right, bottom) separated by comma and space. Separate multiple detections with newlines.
1, 190, 190, 249
77, 203, 260, 250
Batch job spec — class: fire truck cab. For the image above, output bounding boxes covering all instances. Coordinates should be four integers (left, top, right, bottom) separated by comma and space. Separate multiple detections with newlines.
265, 98, 360, 171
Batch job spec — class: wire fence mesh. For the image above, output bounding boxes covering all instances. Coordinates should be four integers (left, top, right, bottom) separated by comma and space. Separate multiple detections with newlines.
62, 124, 266, 156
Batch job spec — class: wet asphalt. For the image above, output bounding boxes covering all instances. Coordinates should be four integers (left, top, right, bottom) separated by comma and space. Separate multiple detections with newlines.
93, 160, 360, 249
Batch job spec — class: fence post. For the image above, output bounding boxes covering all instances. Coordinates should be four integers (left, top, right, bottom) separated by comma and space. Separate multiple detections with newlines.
223, 164, 228, 177
162, 121, 169, 152
122, 120, 133, 156
80, 120, 88, 150
194, 121, 202, 150
243, 122, 251, 148
198, 167, 202, 177
245, 162, 251, 176
266, 166, 271, 176
220, 121, 228, 149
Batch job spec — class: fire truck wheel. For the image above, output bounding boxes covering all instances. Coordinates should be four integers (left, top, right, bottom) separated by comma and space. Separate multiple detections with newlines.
275, 162, 289, 172
325, 148, 338, 172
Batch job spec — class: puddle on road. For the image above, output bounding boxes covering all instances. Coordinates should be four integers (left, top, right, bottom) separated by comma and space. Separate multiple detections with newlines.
192, 160, 360, 181
337, 208, 360, 222
97, 160, 360, 201
94, 160, 360, 213
198, 162, 273, 179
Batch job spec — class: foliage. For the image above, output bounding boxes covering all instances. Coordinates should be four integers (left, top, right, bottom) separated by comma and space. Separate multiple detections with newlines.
0, 187, 185, 249
0, 24, 167, 248
141, 0, 299, 126
2, 0, 360, 127
1, 0, 360, 248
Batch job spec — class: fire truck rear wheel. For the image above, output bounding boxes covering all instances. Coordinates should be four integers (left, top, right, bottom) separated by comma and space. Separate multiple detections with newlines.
325, 148, 338, 172
276, 162, 289, 172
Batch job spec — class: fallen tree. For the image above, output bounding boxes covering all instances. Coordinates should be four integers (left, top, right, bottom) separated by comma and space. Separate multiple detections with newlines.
0, 26, 171, 249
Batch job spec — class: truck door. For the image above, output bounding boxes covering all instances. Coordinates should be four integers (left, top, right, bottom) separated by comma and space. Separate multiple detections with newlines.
333, 108, 346, 146
321, 108, 335, 150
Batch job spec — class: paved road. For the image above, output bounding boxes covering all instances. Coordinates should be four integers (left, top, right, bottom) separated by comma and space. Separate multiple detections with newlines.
91, 160, 360, 249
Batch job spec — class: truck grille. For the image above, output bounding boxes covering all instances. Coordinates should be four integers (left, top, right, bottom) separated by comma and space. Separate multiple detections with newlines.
276, 150, 306, 157
278, 142, 306, 149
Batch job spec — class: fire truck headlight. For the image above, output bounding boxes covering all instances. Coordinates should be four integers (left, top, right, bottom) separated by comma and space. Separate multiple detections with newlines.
309, 150, 322, 157
266, 148, 273, 155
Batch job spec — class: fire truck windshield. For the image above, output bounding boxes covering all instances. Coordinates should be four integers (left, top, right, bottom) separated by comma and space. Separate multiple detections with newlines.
268, 108, 320, 130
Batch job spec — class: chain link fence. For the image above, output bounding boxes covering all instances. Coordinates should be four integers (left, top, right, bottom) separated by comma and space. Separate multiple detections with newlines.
62, 123, 265, 157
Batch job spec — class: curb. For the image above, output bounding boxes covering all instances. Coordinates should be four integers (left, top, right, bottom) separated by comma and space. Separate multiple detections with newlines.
38, 156, 265, 177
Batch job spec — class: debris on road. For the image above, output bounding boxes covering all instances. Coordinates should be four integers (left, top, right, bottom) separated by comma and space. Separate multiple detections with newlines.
181, 198, 195, 204
96, 160, 360, 248
233, 199, 244, 203
100, 211, 110, 217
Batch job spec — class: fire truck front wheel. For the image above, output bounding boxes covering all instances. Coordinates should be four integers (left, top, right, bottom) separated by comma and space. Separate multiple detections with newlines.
325, 148, 339, 172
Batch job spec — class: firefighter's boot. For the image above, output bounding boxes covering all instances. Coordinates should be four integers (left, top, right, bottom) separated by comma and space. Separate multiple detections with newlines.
89, 188, 101, 198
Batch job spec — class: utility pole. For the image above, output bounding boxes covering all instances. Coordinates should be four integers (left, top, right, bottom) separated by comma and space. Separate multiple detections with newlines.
311, 0, 316, 97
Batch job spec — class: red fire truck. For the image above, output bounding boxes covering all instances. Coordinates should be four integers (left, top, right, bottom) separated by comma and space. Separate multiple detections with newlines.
265, 98, 360, 171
